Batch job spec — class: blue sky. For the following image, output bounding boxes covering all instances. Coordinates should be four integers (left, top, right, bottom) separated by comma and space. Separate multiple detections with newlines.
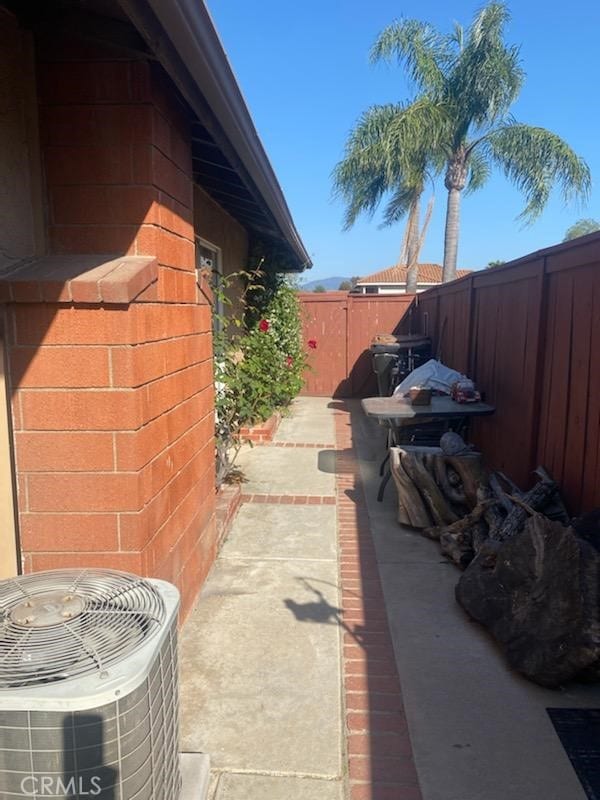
207, 0, 599, 280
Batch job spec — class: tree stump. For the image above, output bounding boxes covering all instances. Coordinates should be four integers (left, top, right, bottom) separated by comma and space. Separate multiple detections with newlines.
390, 445, 486, 530
456, 514, 600, 687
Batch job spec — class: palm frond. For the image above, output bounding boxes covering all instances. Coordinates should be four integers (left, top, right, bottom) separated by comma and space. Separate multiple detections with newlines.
380, 185, 420, 227
484, 123, 591, 221
331, 99, 446, 229
446, 2, 524, 131
447, 21, 464, 51
464, 148, 491, 194
370, 19, 451, 93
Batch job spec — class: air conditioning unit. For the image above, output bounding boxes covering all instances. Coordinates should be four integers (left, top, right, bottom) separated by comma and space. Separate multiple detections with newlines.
0, 569, 180, 799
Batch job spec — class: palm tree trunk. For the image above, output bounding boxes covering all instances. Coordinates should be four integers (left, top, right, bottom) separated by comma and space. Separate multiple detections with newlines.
443, 188, 461, 282
405, 197, 420, 293
406, 199, 420, 266
443, 151, 468, 283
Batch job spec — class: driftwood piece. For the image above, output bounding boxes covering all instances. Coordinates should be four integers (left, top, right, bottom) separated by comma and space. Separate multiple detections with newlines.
477, 485, 505, 537
401, 451, 458, 527
433, 457, 466, 506
445, 455, 487, 508
425, 500, 498, 568
390, 446, 487, 530
534, 467, 571, 524
424, 499, 496, 542
489, 472, 515, 514
456, 515, 600, 687
389, 448, 432, 529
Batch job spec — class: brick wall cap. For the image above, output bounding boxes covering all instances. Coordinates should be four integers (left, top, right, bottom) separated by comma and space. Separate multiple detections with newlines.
0, 255, 158, 304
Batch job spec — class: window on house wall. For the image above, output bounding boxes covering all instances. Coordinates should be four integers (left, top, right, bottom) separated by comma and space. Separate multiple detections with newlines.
365, 286, 378, 294
196, 238, 223, 328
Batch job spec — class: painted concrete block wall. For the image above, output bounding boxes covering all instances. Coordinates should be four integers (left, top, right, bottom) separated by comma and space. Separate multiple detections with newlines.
0, 10, 44, 269
2, 27, 218, 618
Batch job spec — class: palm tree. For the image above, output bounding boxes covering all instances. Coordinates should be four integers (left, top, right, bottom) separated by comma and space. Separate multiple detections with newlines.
563, 218, 600, 241
372, 3, 591, 281
332, 101, 441, 292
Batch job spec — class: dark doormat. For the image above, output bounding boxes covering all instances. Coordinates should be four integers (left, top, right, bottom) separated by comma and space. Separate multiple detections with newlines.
547, 708, 600, 800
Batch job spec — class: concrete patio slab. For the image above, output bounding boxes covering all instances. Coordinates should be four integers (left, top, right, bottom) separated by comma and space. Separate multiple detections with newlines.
219, 503, 337, 561
212, 773, 343, 799
179, 556, 342, 777
236, 446, 335, 495
274, 414, 335, 443
352, 404, 600, 800
275, 398, 335, 443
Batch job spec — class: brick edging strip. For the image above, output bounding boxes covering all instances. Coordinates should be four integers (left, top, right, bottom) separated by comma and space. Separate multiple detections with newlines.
262, 441, 336, 448
334, 406, 423, 800
240, 493, 336, 505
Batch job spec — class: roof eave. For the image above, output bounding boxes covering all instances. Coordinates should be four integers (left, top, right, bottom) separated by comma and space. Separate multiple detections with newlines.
118, 0, 311, 271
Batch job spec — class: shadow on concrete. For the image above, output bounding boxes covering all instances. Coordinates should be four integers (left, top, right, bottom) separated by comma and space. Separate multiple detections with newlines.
284, 577, 368, 647
317, 449, 353, 475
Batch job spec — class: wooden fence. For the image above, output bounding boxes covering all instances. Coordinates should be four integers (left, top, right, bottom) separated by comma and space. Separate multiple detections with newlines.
414, 232, 600, 515
299, 292, 414, 397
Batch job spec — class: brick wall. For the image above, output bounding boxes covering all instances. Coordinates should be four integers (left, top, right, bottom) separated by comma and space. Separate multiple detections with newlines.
2, 26, 218, 618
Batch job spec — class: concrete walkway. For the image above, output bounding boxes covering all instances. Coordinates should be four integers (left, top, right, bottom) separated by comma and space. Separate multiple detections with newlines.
180, 397, 599, 800
180, 398, 344, 799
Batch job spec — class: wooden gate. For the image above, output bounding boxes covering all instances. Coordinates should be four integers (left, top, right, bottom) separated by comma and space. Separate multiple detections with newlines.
299, 292, 415, 397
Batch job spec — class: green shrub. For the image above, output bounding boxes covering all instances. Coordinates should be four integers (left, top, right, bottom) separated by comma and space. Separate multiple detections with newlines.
213, 269, 307, 485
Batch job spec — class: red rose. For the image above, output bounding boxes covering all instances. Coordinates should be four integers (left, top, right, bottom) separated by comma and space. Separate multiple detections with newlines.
258, 319, 269, 332
308, 339, 317, 349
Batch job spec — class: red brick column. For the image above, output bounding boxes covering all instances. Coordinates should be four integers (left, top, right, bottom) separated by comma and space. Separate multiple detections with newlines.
334, 405, 423, 800
3, 39, 216, 618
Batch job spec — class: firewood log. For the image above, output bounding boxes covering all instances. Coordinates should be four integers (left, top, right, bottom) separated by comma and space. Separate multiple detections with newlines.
490, 480, 557, 542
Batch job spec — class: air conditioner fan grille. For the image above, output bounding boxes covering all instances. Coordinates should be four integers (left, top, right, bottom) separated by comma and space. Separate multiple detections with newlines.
0, 569, 166, 689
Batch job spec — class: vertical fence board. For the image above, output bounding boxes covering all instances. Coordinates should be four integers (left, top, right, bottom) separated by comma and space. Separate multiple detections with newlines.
561, 267, 594, 510
581, 276, 600, 510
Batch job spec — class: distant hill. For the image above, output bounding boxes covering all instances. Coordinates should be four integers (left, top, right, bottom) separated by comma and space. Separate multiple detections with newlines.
300, 276, 351, 291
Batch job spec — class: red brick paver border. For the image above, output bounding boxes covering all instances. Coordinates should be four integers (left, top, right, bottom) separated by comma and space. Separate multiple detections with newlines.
264, 441, 336, 449
335, 404, 423, 800
240, 493, 336, 505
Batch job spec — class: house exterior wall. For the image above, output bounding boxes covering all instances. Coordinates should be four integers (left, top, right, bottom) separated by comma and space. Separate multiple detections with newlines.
0, 10, 44, 269
194, 185, 249, 277
193, 184, 249, 314
0, 15, 223, 619
355, 284, 435, 295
